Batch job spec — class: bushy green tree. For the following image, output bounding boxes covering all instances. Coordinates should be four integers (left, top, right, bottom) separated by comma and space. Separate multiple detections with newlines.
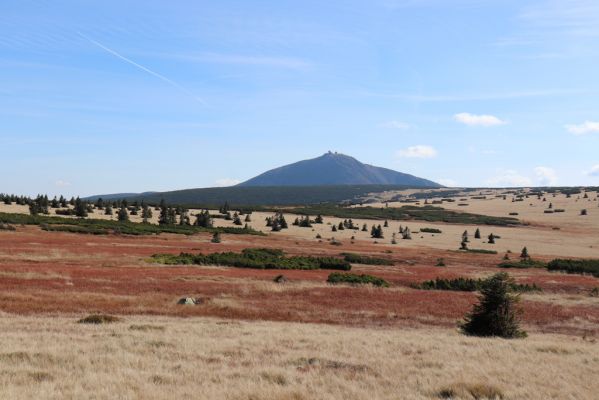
232, 212, 242, 226
371, 224, 383, 239
194, 210, 213, 228
117, 206, 129, 222
460, 272, 527, 338
74, 197, 88, 218
141, 205, 152, 223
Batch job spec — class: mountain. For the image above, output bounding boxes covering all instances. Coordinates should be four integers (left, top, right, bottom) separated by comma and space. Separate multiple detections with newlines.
237, 152, 441, 187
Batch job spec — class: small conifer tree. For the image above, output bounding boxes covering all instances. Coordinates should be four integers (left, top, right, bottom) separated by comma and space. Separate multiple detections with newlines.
460, 272, 527, 338
117, 206, 129, 222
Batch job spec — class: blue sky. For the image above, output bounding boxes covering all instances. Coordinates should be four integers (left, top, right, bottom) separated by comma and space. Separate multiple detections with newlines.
1, 0, 599, 197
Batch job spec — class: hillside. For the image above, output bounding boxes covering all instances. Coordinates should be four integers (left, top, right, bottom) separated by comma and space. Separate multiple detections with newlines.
87, 185, 417, 207
238, 152, 441, 187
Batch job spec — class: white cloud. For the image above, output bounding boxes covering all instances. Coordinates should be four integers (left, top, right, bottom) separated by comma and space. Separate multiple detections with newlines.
379, 120, 410, 129
534, 166, 558, 186
565, 121, 599, 135
454, 112, 506, 127
215, 178, 241, 187
55, 180, 71, 187
486, 170, 532, 187
397, 145, 437, 158
586, 165, 599, 177
438, 178, 458, 187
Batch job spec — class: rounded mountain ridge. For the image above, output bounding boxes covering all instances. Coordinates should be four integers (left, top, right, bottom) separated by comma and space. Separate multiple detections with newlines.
237, 152, 441, 187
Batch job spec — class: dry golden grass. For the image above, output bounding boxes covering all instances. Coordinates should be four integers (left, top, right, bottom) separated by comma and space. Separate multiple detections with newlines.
0, 315, 598, 400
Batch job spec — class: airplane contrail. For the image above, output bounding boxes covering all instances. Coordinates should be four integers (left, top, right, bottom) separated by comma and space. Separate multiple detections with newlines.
77, 32, 205, 105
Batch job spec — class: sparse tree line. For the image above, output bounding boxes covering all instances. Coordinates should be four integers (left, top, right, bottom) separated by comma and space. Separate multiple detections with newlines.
0, 194, 260, 230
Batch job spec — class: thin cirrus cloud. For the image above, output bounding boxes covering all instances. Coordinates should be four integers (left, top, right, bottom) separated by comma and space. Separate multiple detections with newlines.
78, 32, 205, 104
454, 112, 506, 127
149, 52, 313, 71
397, 145, 437, 159
565, 121, 599, 135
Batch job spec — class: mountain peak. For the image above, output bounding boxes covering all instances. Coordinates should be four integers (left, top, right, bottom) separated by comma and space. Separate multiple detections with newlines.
237, 153, 441, 187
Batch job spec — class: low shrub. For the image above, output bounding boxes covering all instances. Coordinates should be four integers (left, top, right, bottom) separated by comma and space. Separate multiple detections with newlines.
414, 277, 541, 293
499, 259, 546, 269
437, 382, 504, 399
150, 248, 351, 271
547, 259, 599, 278
78, 314, 120, 324
41, 224, 109, 235
288, 205, 521, 226
460, 248, 498, 255
420, 227, 442, 234
327, 272, 389, 287
0, 223, 16, 231
129, 324, 165, 331
341, 252, 393, 266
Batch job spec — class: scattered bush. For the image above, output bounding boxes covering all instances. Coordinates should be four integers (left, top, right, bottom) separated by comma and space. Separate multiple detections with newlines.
327, 272, 389, 287
0, 212, 264, 237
